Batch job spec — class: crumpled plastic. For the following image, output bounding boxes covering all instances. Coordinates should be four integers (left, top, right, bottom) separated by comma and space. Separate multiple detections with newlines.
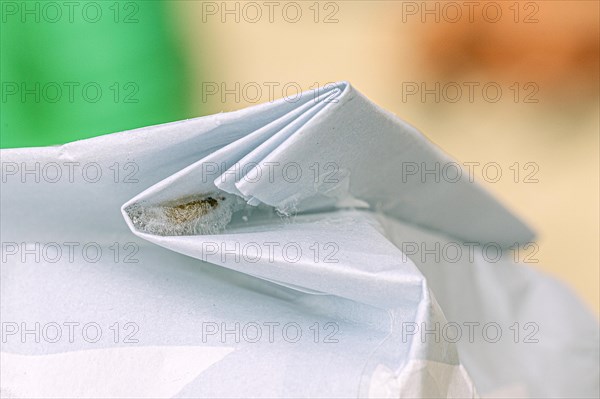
1, 82, 598, 398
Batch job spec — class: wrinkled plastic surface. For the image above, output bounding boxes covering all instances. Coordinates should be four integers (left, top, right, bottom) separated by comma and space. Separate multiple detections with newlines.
1, 83, 597, 398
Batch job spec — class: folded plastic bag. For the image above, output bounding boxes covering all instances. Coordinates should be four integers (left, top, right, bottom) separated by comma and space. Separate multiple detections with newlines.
1, 82, 598, 398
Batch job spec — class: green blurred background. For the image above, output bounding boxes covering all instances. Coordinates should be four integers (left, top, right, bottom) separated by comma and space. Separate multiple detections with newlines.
1, 0, 598, 315
1, 0, 191, 147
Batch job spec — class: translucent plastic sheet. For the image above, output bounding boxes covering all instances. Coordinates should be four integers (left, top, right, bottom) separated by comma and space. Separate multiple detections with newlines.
1, 82, 597, 398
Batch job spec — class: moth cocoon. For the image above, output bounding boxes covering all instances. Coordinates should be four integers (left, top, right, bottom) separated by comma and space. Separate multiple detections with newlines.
125, 193, 242, 236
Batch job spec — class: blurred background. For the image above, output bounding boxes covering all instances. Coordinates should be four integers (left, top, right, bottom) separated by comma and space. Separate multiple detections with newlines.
1, 0, 598, 314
